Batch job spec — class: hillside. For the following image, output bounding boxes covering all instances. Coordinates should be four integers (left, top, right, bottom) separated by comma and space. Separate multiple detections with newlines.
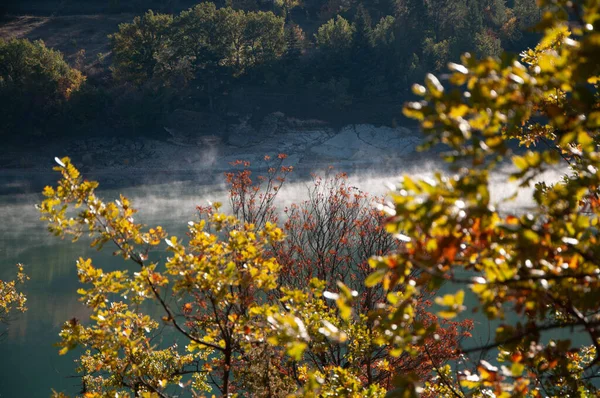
0, 14, 130, 75
0, 0, 542, 139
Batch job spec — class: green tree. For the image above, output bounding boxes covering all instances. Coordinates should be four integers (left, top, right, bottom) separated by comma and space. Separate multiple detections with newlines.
170, 3, 285, 107
514, 0, 541, 30
425, 0, 469, 39
315, 15, 355, 56
0, 38, 85, 134
372, 15, 396, 47
226, 0, 261, 10
109, 10, 174, 85
173, 4, 285, 76
481, 0, 509, 27
474, 29, 503, 57
392, 0, 427, 55
452, 0, 483, 53
274, 0, 303, 21
283, 22, 307, 63
314, 15, 355, 82
371, 15, 402, 94
423, 37, 451, 71
170, 2, 224, 108
349, 4, 376, 94
243, 10, 287, 71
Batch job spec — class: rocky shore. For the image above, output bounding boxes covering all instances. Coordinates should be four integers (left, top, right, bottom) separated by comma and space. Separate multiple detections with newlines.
0, 112, 424, 195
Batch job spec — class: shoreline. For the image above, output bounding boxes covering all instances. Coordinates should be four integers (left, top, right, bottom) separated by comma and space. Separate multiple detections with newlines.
0, 118, 426, 195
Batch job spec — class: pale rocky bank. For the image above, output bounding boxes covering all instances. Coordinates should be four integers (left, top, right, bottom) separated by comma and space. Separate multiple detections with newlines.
0, 112, 424, 194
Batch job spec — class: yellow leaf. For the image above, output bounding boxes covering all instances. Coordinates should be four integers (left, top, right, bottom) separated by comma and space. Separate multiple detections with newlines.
449, 104, 469, 118
287, 342, 307, 361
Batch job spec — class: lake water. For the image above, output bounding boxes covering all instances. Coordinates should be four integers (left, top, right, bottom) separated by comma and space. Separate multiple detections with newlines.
0, 129, 568, 396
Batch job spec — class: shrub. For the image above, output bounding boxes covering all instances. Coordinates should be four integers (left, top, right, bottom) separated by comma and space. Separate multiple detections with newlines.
0, 38, 85, 135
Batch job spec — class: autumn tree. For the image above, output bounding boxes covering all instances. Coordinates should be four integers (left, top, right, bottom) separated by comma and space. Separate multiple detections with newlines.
40, 155, 471, 397
348, 0, 600, 395
275, 173, 473, 390
0, 264, 27, 339
212, 0, 600, 396
201, 158, 473, 393
41, 157, 290, 396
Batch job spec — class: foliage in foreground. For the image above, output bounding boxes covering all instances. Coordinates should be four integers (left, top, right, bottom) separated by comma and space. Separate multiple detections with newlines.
0, 264, 28, 338
365, 0, 600, 395
40, 157, 469, 397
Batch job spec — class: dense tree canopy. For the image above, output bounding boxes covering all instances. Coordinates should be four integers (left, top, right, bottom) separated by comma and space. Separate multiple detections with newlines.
111, 4, 286, 87
105, 0, 542, 112
0, 0, 548, 136
0, 38, 85, 134
110, 11, 174, 85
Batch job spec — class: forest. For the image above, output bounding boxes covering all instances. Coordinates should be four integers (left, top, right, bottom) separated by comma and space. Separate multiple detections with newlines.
0, 0, 542, 139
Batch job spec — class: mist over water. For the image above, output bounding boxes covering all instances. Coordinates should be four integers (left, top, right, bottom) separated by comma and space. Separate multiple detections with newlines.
0, 160, 567, 259
116, 160, 568, 223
